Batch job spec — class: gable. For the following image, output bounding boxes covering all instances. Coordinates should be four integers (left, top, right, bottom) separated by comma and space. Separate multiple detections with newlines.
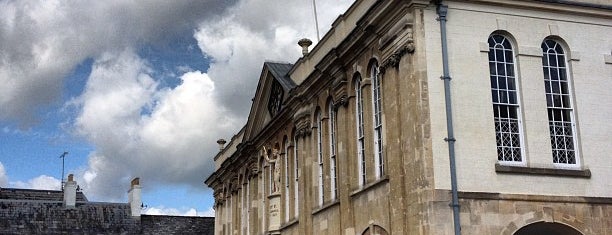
242, 62, 295, 142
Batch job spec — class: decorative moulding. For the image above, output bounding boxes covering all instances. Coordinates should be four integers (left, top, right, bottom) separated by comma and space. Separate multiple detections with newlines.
380, 41, 415, 74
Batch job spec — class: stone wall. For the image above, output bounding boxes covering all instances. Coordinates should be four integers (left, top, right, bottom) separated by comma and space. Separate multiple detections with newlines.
0, 200, 140, 234
430, 190, 612, 235
141, 215, 214, 235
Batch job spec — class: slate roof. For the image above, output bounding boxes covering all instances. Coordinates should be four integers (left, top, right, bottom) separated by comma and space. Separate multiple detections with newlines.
264, 61, 295, 91
0, 187, 88, 202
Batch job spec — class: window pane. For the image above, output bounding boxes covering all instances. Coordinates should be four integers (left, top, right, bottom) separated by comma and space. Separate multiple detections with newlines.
549, 54, 557, 67
550, 68, 559, 80
505, 50, 513, 63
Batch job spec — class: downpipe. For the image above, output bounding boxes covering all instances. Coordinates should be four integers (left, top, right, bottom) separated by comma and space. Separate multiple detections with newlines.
436, 3, 461, 235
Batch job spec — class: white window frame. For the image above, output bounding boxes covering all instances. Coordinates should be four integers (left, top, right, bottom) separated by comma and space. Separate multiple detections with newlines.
328, 104, 338, 200
371, 63, 384, 178
488, 34, 526, 166
355, 77, 366, 186
541, 39, 580, 168
316, 111, 324, 206
284, 140, 290, 222
293, 135, 299, 218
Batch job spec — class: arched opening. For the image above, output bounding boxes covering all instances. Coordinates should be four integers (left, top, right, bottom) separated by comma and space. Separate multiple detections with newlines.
361, 224, 388, 235
514, 222, 583, 235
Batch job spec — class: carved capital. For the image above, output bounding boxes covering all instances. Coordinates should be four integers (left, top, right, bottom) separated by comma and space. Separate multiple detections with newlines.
380, 41, 415, 74
332, 73, 349, 109
293, 105, 312, 138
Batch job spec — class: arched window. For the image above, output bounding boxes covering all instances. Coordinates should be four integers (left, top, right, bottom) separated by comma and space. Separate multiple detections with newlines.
488, 34, 524, 163
328, 102, 338, 200
316, 110, 324, 206
355, 75, 366, 186
293, 134, 299, 218
514, 221, 583, 235
283, 138, 290, 222
371, 62, 384, 177
541, 39, 578, 165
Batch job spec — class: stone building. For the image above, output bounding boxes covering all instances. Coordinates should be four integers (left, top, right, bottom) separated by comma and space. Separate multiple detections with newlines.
0, 175, 214, 234
205, 0, 612, 234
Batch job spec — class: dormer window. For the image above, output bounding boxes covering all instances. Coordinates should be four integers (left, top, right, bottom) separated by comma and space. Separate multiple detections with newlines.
268, 79, 284, 116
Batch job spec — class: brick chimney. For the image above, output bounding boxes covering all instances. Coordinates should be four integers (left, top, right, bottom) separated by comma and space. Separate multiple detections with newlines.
128, 177, 141, 217
63, 174, 77, 208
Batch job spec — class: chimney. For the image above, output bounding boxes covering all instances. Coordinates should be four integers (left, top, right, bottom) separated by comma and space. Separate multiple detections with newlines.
217, 139, 227, 151
298, 38, 313, 56
128, 177, 142, 217
63, 174, 77, 208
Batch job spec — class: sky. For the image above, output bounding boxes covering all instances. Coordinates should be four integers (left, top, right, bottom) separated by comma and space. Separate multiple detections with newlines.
0, 0, 354, 216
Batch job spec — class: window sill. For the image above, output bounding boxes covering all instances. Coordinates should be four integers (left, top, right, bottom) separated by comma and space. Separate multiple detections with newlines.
280, 218, 299, 230
495, 164, 591, 178
311, 199, 340, 216
350, 175, 389, 198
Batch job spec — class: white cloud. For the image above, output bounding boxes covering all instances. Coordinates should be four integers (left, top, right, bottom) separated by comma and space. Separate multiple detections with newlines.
195, 0, 355, 117
72, 50, 239, 200
143, 205, 214, 217
0, 162, 8, 187
0, 0, 236, 127
10, 175, 61, 190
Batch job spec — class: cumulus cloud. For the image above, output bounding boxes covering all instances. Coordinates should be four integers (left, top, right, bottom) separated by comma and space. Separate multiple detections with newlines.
195, 0, 354, 117
72, 50, 238, 200
10, 175, 62, 190
0, 162, 7, 187
0, 0, 236, 127
143, 206, 215, 217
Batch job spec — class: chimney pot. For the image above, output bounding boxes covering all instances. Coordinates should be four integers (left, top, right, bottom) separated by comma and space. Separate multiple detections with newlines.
298, 38, 313, 56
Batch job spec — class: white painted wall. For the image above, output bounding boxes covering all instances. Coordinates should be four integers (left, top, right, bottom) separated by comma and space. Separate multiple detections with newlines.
425, 2, 612, 197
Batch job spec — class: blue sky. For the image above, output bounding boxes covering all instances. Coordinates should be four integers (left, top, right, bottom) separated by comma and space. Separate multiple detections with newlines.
0, 0, 353, 216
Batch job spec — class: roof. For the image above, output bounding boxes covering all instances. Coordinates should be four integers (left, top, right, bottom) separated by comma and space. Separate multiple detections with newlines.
0, 187, 88, 202
264, 62, 295, 90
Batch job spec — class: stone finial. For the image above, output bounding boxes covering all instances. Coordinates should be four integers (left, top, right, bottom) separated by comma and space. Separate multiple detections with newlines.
298, 38, 313, 56
217, 139, 227, 151
67, 174, 74, 182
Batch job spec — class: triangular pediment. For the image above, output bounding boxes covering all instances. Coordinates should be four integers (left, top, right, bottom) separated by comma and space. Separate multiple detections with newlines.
242, 62, 295, 142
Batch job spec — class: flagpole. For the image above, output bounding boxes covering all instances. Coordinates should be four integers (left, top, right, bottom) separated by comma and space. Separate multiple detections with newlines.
312, 0, 320, 41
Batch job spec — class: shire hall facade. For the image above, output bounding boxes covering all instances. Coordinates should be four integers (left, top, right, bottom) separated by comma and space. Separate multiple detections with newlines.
205, 0, 612, 234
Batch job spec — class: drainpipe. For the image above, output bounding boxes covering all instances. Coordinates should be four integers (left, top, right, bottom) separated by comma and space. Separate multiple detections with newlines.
436, 3, 461, 235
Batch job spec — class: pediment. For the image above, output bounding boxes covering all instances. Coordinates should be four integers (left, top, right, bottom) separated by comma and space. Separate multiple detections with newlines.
242, 62, 295, 142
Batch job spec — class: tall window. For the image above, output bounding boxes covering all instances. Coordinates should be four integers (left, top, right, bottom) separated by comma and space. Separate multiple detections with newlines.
241, 184, 245, 235
355, 76, 366, 186
316, 111, 324, 206
284, 140, 290, 222
245, 180, 250, 235
542, 39, 578, 165
371, 63, 384, 177
328, 104, 338, 200
293, 135, 299, 218
488, 34, 524, 163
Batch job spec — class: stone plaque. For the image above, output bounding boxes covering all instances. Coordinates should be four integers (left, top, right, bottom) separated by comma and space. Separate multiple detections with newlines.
268, 194, 281, 231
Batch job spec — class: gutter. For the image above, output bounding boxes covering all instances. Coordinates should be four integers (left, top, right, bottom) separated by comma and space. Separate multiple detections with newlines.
435, 2, 461, 235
